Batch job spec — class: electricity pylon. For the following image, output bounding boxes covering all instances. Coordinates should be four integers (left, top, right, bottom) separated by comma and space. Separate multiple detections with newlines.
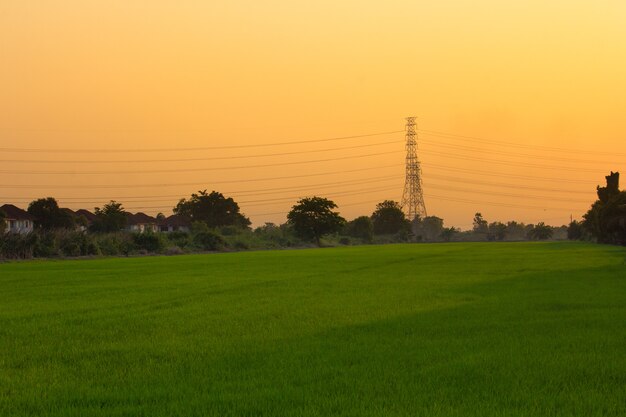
400, 117, 427, 221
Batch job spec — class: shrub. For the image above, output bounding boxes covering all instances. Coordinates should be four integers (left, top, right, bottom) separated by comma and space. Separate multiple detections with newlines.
165, 246, 184, 256
344, 216, 373, 242
33, 232, 57, 257
220, 225, 240, 236
166, 231, 191, 248
193, 231, 226, 251
59, 237, 82, 257
233, 239, 250, 250
133, 232, 165, 253
0, 233, 38, 259
253, 223, 306, 248
95, 233, 135, 256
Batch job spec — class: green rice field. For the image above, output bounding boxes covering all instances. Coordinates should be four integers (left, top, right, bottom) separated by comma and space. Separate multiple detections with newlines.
1, 242, 625, 416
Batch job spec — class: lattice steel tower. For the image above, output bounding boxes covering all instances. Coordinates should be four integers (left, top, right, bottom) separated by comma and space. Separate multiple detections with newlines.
401, 117, 427, 220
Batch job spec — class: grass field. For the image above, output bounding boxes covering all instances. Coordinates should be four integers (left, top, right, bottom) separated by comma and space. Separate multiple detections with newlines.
1, 242, 625, 416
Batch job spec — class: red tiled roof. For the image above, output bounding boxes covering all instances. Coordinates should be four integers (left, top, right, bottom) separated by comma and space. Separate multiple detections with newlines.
126, 212, 157, 225
159, 214, 190, 227
75, 209, 97, 222
0, 204, 35, 221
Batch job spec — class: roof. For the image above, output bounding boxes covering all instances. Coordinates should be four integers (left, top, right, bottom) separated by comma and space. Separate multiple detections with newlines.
159, 214, 191, 227
126, 212, 157, 225
0, 204, 35, 221
74, 209, 97, 222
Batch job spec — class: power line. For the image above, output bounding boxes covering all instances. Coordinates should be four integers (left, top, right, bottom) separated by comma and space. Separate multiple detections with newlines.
114, 184, 403, 211
120, 191, 578, 214
0, 130, 404, 153
0, 150, 403, 175
422, 162, 598, 184
422, 181, 590, 204
1, 170, 594, 207
1, 144, 614, 176
420, 149, 609, 174
0, 163, 404, 189
2, 139, 616, 176
0, 139, 404, 164
2, 171, 595, 206
424, 194, 574, 212
420, 139, 625, 166
419, 129, 626, 157
423, 173, 592, 195
80, 180, 587, 212
0, 157, 602, 190
2, 175, 402, 203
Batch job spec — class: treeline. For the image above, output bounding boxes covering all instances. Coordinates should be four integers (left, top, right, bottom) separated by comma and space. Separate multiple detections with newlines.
2, 171, 623, 259
1, 193, 566, 260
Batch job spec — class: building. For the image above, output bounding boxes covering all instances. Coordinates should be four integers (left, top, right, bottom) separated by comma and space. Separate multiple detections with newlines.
73, 209, 98, 231
158, 214, 191, 233
1, 204, 35, 234
125, 212, 158, 233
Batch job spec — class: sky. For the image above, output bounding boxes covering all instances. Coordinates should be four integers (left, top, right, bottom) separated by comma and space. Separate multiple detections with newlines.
1, 0, 625, 229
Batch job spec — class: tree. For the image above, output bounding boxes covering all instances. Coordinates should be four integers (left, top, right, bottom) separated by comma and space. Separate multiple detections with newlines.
583, 172, 626, 245
0, 209, 6, 234
527, 222, 553, 240
344, 216, 373, 243
27, 197, 75, 230
567, 220, 584, 240
287, 197, 345, 246
505, 221, 527, 241
415, 216, 444, 242
371, 200, 410, 235
473, 213, 488, 235
91, 201, 127, 232
174, 190, 250, 229
440, 226, 458, 242
489, 222, 507, 241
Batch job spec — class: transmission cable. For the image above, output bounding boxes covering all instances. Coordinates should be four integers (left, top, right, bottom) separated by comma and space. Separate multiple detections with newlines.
0, 139, 404, 164
0, 130, 404, 153
0, 150, 403, 175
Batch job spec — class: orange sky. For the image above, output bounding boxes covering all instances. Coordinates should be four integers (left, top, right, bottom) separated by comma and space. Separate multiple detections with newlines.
1, 1, 625, 229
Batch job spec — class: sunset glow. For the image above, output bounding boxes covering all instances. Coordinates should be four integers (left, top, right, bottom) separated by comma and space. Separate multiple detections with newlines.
2, 1, 625, 228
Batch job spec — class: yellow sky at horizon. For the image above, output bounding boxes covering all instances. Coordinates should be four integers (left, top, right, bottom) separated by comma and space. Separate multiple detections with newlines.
1, 1, 625, 229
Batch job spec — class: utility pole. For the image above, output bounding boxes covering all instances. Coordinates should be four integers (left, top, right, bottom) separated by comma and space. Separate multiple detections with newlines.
401, 117, 427, 221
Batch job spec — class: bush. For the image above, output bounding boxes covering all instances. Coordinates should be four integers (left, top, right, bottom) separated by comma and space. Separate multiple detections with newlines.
33, 232, 57, 257
253, 223, 306, 248
344, 216, 373, 243
193, 231, 226, 251
165, 246, 184, 256
232, 239, 250, 250
95, 233, 135, 256
0, 233, 38, 259
133, 232, 165, 253
166, 231, 191, 248
220, 225, 241, 236
59, 236, 82, 257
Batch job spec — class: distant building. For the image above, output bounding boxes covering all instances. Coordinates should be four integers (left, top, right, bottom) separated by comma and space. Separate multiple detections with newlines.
0, 204, 35, 234
125, 212, 158, 233
158, 214, 191, 233
72, 209, 98, 231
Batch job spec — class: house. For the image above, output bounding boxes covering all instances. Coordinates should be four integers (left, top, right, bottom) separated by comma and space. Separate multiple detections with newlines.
73, 209, 98, 231
125, 212, 158, 233
1, 204, 35, 234
158, 214, 191, 233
